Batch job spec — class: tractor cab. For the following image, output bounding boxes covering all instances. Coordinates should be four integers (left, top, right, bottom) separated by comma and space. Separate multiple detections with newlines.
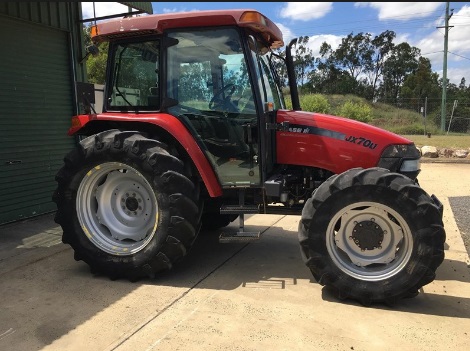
103, 23, 284, 189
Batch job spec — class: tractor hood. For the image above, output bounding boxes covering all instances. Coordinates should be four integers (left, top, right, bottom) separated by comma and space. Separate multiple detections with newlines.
275, 110, 418, 175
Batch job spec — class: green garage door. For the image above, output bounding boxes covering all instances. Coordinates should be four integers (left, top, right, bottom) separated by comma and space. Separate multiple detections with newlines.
0, 16, 75, 224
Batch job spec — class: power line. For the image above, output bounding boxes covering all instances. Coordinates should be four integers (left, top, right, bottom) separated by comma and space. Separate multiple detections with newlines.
283, 4, 470, 37
448, 51, 470, 61
421, 50, 444, 56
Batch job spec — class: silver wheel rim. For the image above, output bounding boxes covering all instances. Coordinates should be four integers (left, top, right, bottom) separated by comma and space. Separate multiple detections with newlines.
326, 201, 413, 281
76, 162, 158, 255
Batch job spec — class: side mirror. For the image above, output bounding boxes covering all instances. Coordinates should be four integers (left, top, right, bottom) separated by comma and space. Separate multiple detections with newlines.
87, 45, 100, 57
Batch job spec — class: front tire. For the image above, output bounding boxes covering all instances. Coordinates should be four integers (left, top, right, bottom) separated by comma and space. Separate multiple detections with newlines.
53, 130, 201, 280
298, 167, 445, 305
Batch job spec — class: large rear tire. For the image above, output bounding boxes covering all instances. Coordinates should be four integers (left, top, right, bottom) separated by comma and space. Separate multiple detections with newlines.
53, 130, 201, 280
298, 167, 445, 306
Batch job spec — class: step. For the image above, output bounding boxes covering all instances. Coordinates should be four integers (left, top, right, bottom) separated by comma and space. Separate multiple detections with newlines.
220, 204, 259, 215
219, 231, 260, 243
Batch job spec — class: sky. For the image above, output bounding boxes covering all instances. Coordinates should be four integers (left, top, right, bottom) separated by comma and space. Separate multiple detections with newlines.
81, 2, 470, 86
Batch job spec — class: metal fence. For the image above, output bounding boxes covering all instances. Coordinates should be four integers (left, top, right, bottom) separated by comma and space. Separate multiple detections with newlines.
377, 97, 470, 134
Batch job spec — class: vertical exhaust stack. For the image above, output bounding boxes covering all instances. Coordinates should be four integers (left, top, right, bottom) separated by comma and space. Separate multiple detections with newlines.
286, 38, 301, 111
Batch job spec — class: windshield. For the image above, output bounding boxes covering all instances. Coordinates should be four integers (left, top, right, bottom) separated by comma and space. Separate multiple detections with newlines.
248, 37, 285, 110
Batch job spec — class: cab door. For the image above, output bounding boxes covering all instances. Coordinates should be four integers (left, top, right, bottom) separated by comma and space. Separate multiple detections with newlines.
246, 35, 286, 181
165, 28, 261, 187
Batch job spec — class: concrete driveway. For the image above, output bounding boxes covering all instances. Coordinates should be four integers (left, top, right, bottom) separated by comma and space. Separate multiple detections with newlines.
0, 163, 469, 351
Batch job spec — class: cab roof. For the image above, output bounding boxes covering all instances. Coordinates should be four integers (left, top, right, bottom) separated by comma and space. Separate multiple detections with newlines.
91, 9, 284, 48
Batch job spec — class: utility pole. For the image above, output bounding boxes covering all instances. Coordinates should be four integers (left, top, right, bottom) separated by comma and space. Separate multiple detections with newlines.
438, 2, 453, 131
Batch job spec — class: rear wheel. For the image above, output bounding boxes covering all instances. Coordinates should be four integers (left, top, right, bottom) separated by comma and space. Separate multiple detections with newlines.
53, 130, 201, 280
298, 167, 445, 305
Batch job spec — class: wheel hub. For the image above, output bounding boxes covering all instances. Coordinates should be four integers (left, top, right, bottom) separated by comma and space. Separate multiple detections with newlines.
125, 195, 139, 212
352, 220, 384, 250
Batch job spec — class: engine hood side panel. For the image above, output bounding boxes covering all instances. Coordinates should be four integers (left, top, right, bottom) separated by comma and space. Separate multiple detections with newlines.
276, 110, 413, 174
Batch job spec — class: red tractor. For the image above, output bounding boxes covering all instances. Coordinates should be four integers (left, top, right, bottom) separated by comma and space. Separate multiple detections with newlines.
53, 9, 445, 305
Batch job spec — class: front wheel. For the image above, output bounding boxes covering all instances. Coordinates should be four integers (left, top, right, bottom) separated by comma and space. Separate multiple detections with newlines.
298, 167, 445, 306
53, 130, 201, 280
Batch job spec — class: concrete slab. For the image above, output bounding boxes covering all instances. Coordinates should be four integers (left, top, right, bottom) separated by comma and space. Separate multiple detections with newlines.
0, 163, 469, 351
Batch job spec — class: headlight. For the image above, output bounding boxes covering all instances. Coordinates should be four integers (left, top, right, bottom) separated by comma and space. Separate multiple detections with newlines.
380, 144, 421, 158
377, 143, 421, 179
400, 159, 421, 172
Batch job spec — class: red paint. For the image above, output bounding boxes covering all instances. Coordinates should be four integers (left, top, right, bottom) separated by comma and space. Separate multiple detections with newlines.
69, 113, 222, 197
276, 110, 413, 174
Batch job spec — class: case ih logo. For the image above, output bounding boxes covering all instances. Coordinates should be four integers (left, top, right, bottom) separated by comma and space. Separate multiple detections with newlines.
345, 135, 378, 150
288, 127, 310, 133
285, 124, 378, 150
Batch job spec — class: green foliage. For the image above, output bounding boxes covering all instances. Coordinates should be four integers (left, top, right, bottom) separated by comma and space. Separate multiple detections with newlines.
296, 93, 445, 135
82, 24, 108, 84
286, 93, 446, 134
386, 123, 439, 136
285, 94, 330, 113
336, 100, 372, 123
301, 94, 330, 113
86, 42, 108, 84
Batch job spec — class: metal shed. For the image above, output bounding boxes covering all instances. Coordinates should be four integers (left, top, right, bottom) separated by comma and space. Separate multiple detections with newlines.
0, 2, 153, 224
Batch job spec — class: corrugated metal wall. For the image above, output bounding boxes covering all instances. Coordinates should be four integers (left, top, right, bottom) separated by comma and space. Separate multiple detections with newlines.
0, 3, 81, 224
0, 2, 74, 30
0, 2, 153, 225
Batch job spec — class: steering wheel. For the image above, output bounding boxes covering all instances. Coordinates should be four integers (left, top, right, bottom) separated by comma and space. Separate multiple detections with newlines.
209, 84, 237, 111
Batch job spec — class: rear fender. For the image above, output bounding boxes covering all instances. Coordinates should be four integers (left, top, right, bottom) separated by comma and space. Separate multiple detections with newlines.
69, 113, 223, 197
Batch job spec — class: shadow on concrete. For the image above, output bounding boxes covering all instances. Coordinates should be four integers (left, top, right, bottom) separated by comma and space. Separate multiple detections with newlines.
321, 283, 470, 319
138, 224, 315, 291
1, 213, 469, 351
0, 213, 141, 351
146, 224, 470, 319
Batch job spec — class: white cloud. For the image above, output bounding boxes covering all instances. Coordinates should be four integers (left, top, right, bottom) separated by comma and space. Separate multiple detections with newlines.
354, 2, 444, 21
275, 23, 296, 44
162, 8, 180, 14
305, 34, 343, 57
274, 22, 343, 58
81, 2, 130, 19
411, 5, 470, 84
352, 5, 470, 84
162, 7, 200, 14
279, 2, 333, 21
394, 33, 410, 45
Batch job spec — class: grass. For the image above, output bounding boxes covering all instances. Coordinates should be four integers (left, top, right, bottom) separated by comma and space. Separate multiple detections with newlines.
402, 134, 470, 149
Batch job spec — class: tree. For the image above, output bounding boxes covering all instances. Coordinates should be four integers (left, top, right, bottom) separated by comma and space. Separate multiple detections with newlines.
380, 42, 420, 103
331, 32, 373, 92
401, 56, 440, 112
293, 36, 315, 88
83, 24, 108, 84
309, 42, 355, 94
446, 76, 470, 132
458, 77, 466, 90
365, 30, 396, 101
